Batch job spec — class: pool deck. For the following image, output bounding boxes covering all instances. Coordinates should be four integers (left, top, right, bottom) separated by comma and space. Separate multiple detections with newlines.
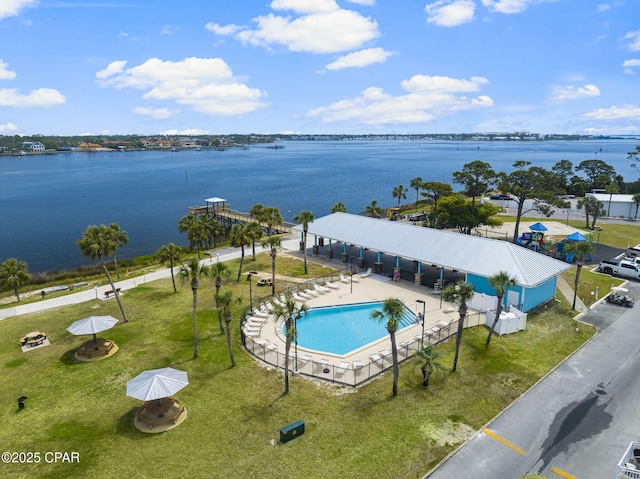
251, 272, 467, 374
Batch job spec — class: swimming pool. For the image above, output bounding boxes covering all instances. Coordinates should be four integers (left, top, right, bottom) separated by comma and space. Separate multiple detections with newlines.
285, 302, 416, 355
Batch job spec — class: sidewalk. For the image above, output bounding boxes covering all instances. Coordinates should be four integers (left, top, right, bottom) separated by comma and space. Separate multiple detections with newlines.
0, 237, 301, 321
555, 274, 588, 313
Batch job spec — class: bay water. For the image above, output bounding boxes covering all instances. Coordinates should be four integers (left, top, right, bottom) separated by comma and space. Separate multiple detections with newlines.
1, 139, 638, 273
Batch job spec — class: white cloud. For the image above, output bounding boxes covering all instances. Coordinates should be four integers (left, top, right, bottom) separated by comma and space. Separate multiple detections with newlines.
622, 30, 640, 51
0, 0, 37, 21
324, 48, 395, 70
596, 3, 611, 13
425, 0, 475, 27
132, 106, 179, 119
306, 74, 493, 125
97, 57, 268, 116
209, 4, 379, 53
0, 60, 17, 80
347, 0, 375, 5
551, 84, 601, 101
158, 128, 211, 135
96, 60, 127, 79
481, 0, 535, 14
623, 59, 640, 74
0, 122, 19, 133
0, 88, 65, 107
161, 25, 178, 35
582, 104, 640, 120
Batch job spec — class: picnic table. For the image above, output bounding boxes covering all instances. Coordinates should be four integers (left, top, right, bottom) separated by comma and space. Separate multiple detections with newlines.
20, 332, 47, 348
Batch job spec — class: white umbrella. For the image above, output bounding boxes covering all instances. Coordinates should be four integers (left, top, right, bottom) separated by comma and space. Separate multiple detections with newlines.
126, 368, 189, 402
67, 315, 119, 342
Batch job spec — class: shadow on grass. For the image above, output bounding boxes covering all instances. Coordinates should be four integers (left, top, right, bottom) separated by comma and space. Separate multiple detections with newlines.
115, 407, 150, 440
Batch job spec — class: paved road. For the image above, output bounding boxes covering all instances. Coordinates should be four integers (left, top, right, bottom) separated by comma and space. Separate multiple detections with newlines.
425, 281, 640, 479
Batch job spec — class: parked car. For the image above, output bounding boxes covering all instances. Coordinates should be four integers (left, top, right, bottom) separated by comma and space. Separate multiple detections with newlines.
606, 287, 634, 307
489, 193, 512, 200
408, 212, 426, 222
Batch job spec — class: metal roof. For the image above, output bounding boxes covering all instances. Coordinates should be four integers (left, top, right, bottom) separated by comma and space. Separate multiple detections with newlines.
294, 213, 571, 287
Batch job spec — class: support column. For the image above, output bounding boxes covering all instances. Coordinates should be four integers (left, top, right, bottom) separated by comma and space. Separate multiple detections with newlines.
374, 251, 383, 274
414, 273, 422, 285
342, 243, 348, 263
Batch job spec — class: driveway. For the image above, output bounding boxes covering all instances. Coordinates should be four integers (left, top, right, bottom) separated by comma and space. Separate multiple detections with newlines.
425, 281, 640, 479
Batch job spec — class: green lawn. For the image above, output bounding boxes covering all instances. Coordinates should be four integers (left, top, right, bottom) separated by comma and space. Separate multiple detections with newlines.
0, 252, 593, 479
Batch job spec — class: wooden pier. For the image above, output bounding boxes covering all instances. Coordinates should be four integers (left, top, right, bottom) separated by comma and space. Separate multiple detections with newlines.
188, 203, 296, 235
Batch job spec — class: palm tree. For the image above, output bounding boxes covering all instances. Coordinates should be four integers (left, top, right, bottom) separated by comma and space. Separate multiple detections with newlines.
0, 258, 31, 302
178, 258, 209, 359
413, 345, 446, 387
486, 271, 517, 346
392, 184, 408, 209
441, 281, 475, 372
230, 223, 251, 281
371, 298, 405, 396
365, 200, 383, 218
272, 298, 309, 395
566, 241, 596, 310
78, 224, 129, 322
246, 221, 263, 260
410, 176, 423, 209
216, 289, 242, 367
156, 243, 183, 292
331, 202, 347, 213
178, 214, 198, 249
262, 235, 281, 296
108, 223, 128, 279
263, 206, 283, 237
577, 196, 603, 229
633, 193, 640, 219
211, 261, 231, 334
604, 182, 619, 217
293, 210, 315, 274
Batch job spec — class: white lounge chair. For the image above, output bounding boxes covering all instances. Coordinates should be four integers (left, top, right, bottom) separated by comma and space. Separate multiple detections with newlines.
243, 329, 261, 337
352, 360, 363, 370
358, 267, 372, 278
256, 339, 269, 348
298, 354, 312, 366
379, 349, 391, 360
265, 302, 275, 311
336, 361, 349, 375
313, 283, 329, 294
265, 343, 278, 351
298, 290, 313, 299
304, 288, 319, 297
369, 353, 383, 365
325, 281, 340, 290
280, 293, 288, 303
339, 273, 350, 284
272, 297, 283, 307
292, 292, 306, 302
252, 308, 269, 318
317, 358, 329, 368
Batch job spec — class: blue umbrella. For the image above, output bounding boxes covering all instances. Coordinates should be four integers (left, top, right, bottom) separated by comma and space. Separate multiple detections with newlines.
567, 232, 587, 242
529, 222, 548, 231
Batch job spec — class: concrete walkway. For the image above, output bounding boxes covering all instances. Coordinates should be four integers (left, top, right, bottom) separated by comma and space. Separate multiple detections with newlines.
0, 238, 302, 321
556, 274, 588, 313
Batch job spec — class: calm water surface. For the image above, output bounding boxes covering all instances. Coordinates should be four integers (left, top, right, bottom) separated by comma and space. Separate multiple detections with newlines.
1, 139, 638, 272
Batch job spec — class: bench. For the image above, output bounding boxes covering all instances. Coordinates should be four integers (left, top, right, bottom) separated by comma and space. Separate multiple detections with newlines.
103, 288, 121, 298
136, 404, 185, 430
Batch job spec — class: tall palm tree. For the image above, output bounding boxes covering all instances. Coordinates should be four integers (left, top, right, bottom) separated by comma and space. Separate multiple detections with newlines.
410, 176, 423, 209
78, 224, 129, 322
413, 345, 446, 387
566, 241, 596, 310
392, 184, 408, 209
178, 214, 198, 249
230, 223, 251, 281
263, 206, 283, 237
441, 281, 475, 372
211, 261, 231, 334
486, 271, 517, 346
633, 193, 640, 219
371, 298, 405, 396
577, 196, 603, 229
293, 210, 315, 274
0, 258, 31, 302
246, 221, 264, 261
216, 289, 242, 367
604, 182, 619, 217
262, 235, 281, 296
178, 258, 209, 359
365, 200, 383, 218
331, 202, 347, 213
156, 243, 183, 292
108, 223, 128, 279
272, 298, 309, 395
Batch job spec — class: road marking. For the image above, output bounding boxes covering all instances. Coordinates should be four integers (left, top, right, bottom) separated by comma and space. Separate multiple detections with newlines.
482, 428, 526, 456
550, 466, 579, 479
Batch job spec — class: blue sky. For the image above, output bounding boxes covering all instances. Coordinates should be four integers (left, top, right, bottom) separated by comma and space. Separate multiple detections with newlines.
1, 0, 639, 136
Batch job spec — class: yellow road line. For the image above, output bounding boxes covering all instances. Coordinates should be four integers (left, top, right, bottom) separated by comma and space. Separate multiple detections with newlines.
482, 428, 526, 456
550, 466, 579, 479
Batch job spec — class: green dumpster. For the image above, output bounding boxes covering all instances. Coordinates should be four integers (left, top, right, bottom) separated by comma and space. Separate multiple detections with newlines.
280, 420, 305, 443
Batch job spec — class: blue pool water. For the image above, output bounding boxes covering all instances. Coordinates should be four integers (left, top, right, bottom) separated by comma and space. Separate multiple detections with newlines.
285, 302, 416, 355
